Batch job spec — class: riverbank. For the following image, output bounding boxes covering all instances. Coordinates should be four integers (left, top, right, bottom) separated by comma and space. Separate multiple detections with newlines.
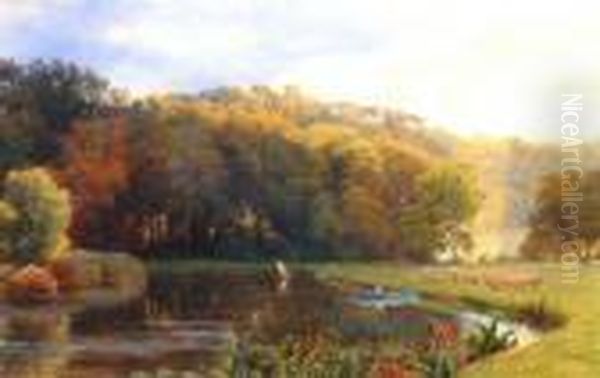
0, 251, 147, 305
148, 259, 585, 377
310, 262, 595, 378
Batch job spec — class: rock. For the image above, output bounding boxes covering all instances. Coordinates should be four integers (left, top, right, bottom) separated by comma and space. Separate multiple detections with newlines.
6, 264, 59, 304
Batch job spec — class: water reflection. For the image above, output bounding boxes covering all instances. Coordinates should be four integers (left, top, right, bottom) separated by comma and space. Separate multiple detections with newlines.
0, 308, 70, 378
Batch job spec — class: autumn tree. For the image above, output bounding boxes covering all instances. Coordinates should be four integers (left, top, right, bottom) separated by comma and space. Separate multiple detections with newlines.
58, 117, 129, 249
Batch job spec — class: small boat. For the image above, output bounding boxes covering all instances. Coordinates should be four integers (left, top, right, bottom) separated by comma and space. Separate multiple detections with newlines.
347, 286, 421, 310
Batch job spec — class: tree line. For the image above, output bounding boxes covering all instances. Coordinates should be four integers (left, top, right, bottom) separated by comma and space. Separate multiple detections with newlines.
2, 59, 483, 262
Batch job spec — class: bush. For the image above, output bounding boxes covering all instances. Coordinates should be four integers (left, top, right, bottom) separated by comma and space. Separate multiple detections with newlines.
519, 230, 562, 261
5, 264, 59, 304
517, 299, 566, 331
96, 252, 147, 293
47, 251, 101, 291
48, 250, 147, 294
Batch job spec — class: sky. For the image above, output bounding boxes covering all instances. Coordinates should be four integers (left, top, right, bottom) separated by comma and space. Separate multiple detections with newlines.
1, 0, 599, 140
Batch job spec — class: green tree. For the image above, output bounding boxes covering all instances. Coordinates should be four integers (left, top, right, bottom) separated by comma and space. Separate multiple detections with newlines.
523, 171, 600, 260
400, 163, 480, 262
3, 168, 72, 263
0, 59, 109, 163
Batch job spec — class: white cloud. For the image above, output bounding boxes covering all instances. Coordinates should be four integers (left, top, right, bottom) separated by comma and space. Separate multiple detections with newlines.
105, 5, 260, 61
0, 0, 76, 30
0, 1, 45, 25
266, 0, 600, 138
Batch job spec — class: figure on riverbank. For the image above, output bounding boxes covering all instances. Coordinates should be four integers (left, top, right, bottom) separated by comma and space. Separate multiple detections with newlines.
266, 260, 290, 292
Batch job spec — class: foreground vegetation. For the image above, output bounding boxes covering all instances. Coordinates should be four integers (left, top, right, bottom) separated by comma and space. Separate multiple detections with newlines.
311, 262, 599, 378
148, 260, 585, 377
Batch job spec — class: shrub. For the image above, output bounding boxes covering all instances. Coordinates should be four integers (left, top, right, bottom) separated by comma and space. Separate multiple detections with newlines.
517, 299, 566, 331
5, 264, 59, 304
48, 250, 147, 294
47, 251, 100, 291
97, 252, 147, 294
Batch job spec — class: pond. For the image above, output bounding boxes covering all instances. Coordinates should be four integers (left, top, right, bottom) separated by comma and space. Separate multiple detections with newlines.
0, 269, 532, 377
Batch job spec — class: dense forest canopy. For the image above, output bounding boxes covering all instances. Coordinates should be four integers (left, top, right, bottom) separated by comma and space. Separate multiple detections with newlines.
1, 59, 598, 262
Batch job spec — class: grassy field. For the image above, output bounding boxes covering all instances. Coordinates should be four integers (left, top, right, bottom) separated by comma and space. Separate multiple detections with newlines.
310, 262, 600, 378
